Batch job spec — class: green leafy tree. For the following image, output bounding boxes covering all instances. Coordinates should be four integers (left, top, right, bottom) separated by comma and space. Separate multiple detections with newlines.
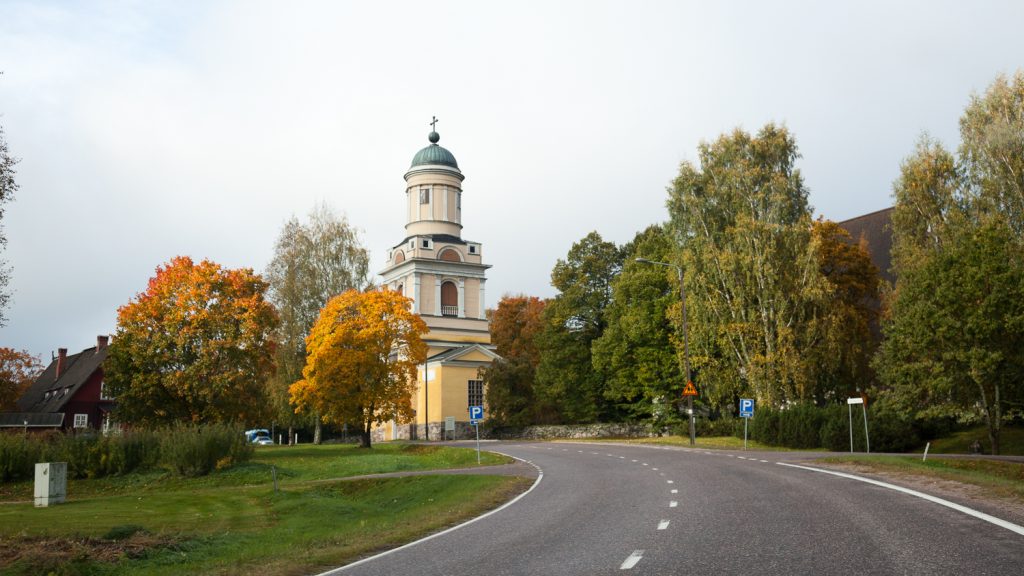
592, 225, 683, 423
877, 222, 1024, 454
959, 71, 1024, 238
666, 124, 827, 407
534, 232, 624, 423
265, 203, 370, 443
0, 125, 18, 325
877, 72, 1024, 453
106, 257, 279, 426
481, 295, 546, 427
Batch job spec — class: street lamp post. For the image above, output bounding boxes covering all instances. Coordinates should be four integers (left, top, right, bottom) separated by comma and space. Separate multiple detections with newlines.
636, 258, 695, 446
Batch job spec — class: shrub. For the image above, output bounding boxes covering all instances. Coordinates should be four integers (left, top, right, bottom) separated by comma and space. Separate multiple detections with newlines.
778, 404, 825, 448
695, 416, 741, 437
111, 429, 160, 474
160, 423, 253, 477
749, 406, 781, 445
820, 404, 857, 451
0, 433, 45, 482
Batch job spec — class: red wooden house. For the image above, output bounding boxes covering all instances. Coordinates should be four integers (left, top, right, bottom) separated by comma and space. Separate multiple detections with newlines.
0, 336, 114, 432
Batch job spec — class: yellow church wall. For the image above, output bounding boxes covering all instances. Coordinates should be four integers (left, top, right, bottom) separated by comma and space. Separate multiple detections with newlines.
414, 363, 443, 425
412, 363, 486, 423
464, 277, 480, 318
440, 365, 484, 420
419, 274, 436, 314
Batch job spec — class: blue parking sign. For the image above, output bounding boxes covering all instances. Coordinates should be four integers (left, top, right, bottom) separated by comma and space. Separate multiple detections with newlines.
469, 405, 484, 422
739, 398, 755, 418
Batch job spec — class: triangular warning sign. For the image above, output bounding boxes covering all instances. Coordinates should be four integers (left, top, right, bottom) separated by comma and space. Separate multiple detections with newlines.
682, 381, 698, 397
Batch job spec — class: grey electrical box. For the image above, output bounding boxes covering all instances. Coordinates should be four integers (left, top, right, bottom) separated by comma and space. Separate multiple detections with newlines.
34, 462, 67, 507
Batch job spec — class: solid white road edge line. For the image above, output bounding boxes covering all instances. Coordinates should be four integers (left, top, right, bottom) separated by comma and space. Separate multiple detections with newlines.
315, 452, 545, 575
777, 462, 1024, 537
620, 550, 644, 569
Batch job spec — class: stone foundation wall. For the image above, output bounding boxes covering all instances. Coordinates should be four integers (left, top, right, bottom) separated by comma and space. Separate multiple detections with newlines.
374, 421, 655, 442
487, 423, 657, 440
371, 421, 483, 443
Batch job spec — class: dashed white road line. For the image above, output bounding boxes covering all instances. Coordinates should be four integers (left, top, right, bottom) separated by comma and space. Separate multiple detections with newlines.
667, 480, 674, 484
671, 489, 678, 494
652, 467, 658, 471
620, 550, 644, 570
777, 462, 1024, 537
657, 520, 670, 530
670, 500, 678, 508
760, 460, 769, 463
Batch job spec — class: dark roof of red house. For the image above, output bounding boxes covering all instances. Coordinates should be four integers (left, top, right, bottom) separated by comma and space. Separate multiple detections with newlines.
0, 412, 65, 428
16, 343, 108, 413
837, 207, 895, 286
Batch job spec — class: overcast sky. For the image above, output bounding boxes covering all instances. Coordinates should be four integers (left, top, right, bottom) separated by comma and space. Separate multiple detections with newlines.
1, 0, 1022, 361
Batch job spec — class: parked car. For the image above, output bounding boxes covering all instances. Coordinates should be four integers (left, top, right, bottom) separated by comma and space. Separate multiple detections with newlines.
245, 428, 273, 445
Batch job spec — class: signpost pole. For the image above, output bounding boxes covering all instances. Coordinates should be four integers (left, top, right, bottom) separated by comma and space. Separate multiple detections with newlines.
847, 397, 865, 452
744, 417, 748, 450
739, 399, 754, 450
848, 402, 854, 453
469, 406, 483, 464
474, 422, 480, 464
862, 403, 870, 454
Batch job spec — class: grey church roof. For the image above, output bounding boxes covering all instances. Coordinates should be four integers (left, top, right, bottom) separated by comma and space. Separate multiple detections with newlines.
410, 131, 459, 170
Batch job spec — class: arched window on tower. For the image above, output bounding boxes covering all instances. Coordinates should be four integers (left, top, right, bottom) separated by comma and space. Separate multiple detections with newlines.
394, 250, 406, 264
438, 248, 461, 262
441, 281, 458, 317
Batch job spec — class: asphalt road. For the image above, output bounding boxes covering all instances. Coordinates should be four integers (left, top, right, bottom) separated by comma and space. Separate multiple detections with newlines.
322, 441, 1023, 576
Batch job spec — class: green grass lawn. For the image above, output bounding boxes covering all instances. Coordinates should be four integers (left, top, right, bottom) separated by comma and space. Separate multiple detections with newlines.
0, 443, 528, 576
817, 454, 1024, 502
920, 425, 1024, 456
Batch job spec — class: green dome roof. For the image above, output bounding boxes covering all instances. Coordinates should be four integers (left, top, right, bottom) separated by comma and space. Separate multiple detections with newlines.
410, 132, 459, 170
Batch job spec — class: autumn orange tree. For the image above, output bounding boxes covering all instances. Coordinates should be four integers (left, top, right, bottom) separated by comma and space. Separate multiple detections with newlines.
290, 289, 427, 448
105, 256, 278, 426
481, 295, 546, 426
0, 348, 42, 411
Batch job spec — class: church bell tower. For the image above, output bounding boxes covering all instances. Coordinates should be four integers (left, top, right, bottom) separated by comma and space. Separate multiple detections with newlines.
377, 119, 498, 441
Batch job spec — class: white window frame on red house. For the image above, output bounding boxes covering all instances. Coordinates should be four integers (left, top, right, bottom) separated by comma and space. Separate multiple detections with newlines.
73, 413, 88, 428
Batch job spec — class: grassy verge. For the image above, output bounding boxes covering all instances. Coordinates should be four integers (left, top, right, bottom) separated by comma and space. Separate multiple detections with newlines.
0, 442, 510, 502
920, 425, 1024, 456
0, 443, 527, 575
817, 454, 1024, 502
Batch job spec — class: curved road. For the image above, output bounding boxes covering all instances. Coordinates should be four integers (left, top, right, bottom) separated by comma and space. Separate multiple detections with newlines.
322, 442, 1023, 575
